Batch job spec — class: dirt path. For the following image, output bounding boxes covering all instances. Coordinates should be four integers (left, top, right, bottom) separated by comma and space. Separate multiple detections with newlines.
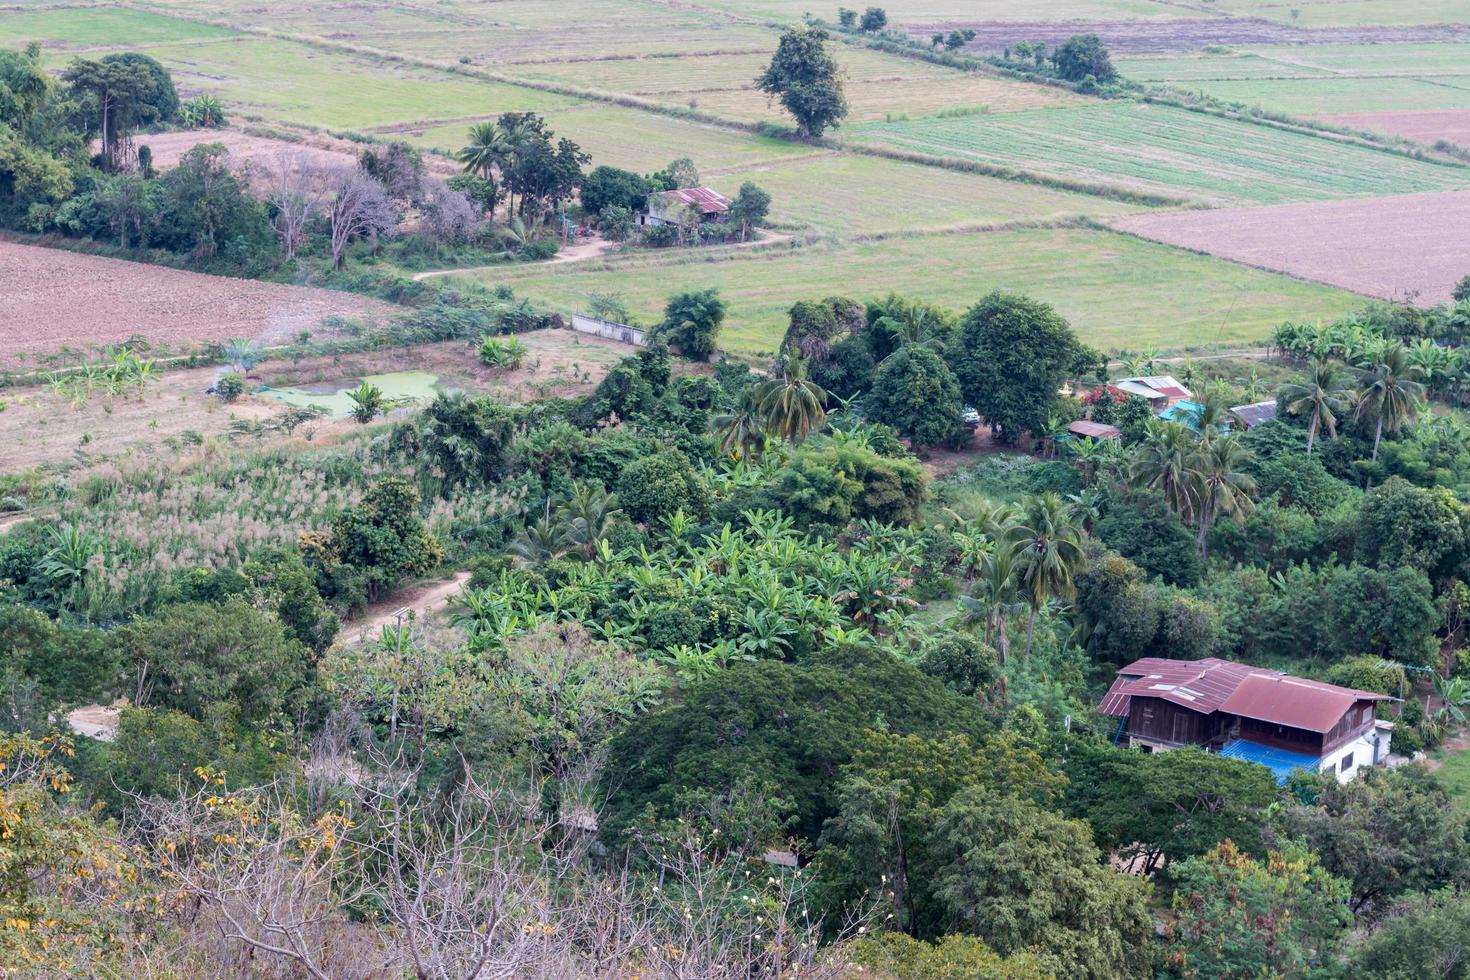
344, 570, 473, 643
65, 703, 122, 741
0, 511, 38, 534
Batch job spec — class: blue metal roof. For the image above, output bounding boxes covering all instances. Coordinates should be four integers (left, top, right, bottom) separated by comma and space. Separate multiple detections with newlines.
1220, 739, 1320, 785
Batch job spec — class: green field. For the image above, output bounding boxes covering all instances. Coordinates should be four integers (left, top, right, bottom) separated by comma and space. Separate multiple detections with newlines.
1119, 54, 1338, 83
1185, 77, 1470, 116
703, 153, 1144, 234
458, 227, 1365, 356
0, 7, 238, 48
1203, 0, 1470, 26
1433, 745, 1470, 809
853, 103, 1470, 205
125, 39, 576, 130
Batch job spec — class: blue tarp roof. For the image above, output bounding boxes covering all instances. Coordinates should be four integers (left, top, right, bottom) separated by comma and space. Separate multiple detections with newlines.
1220, 739, 1320, 784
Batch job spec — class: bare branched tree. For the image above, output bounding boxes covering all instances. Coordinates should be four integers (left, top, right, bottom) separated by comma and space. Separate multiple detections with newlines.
266, 152, 326, 262
327, 166, 398, 268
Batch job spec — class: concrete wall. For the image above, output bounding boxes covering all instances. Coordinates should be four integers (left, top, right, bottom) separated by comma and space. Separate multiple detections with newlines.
570, 313, 647, 346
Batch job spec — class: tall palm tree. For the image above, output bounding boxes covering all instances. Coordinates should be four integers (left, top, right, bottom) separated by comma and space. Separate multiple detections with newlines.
967, 546, 1025, 664
714, 388, 768, 460
1356, 342, 1426, 463
457, 121, 507, 215
1010, 492, 1087, 659
508, 512, 571, 565
1127, 421, 1198, 520
1190, 434, 1257, 559
1280, 360, 1356, 456
755, 356, 827, 444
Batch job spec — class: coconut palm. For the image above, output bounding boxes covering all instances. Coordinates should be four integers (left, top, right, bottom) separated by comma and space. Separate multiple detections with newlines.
1010, 492, 1087, 659
962, 545, 1026, 664
755, 356, 827, 445
1355, 342, 1426, 463
508, 512, 572, 565
1189, 434, 1257, 559
557, 484, 621, 560
457, 120, 508, 213
1280, 360, 1356, 456
1127, 421, 1199, 520
714, 389, 768, 460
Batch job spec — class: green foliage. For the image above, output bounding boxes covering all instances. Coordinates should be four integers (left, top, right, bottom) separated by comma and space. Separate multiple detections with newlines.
1052, 34, 1117, 84
615, 449, 705, 528
346, 380, 387, 424
476, 334, 528, 369
1093, 490, 1205, 587
755, 25, 849, 138
845, 933, 1048, 979
1347, 889, 1470, 979
727, 181, 771, 241
767, 440, 926, 530
325, 476, 444, 602
1273, 766, 1470, 914
928, 789, 1153, 978
1355, 476, 1470, 580
657, 287, 726, 361
112, 598, 310, 725
602, 644, 991, 845
579, 164, 650, 215
865, 346, 962, 449
1160, 840, 1351, 979
392, 392, 517, 493
1325, 655, 1403, 696
214, 372, 245, 401
946, 292, 1078, 443
917, 630, 999, 697
781, 295, 864, 362
0, 604, 114, 732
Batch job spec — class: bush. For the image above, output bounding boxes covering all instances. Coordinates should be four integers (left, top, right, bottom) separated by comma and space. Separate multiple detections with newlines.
615, 449, 706, 528
215, 372, 245, 401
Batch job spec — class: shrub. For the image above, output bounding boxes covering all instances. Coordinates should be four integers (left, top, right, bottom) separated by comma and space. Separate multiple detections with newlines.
215, 372, 245, 401
615, 449, 706, 527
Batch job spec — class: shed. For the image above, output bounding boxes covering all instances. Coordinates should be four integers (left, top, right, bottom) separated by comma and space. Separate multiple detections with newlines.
1067, 420, 1121, 440
640, 187, 732, 227
1231, 400, 1277, 429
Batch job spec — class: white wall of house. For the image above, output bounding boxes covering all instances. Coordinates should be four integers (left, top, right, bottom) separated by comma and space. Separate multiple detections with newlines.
1320, 723, 1393, 783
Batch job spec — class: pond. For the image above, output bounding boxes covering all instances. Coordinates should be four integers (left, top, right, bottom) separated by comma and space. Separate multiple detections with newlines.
256, 370, 446, 417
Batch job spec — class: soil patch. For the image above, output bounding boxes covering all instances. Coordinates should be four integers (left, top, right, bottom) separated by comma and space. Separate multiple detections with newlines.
1111, 189, 1470, 307
1317, 108, 1470, 149
0, 240, 397, 368
912, 20, 1470, 55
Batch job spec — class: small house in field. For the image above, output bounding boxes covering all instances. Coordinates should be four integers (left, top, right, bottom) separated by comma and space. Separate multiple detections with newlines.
639, 187, 731, 227
1231, 400, 1278, 430
1099, 657, 1395, 784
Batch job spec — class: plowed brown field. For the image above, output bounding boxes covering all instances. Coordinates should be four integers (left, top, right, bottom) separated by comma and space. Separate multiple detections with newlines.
1112, 190, 1470, 307
1317, 109, 1470, 151
0, 241, 397, 367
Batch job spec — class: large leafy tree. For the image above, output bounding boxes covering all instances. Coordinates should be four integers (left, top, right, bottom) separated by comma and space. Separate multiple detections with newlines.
1161, 840, 1351, 979
1347, 890, 1470, 978
657, 287, 726, 361
945, 292, 1079, 443
755, 25, 849, 138
62, 55, 164, 171
1051, 33, 1116, 83
1355, 475, 1470, 581
865, 345, 963, 450
1281, 360, 1356, 456
928, 788, 1154, 979
600, 644, 991, 845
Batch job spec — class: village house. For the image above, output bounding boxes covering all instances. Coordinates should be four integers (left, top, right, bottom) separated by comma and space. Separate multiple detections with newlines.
1099, 657, 1395, 784
1109, 375, 1194, 413
638, 187, 731, 227
1230, 399, 1278, 429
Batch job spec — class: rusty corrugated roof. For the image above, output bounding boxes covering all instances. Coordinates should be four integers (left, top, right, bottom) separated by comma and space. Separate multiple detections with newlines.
1231, 400, 1277, 429
1068, 420, 1122, 440
653, 187, 731, 213
1219, 673, 1391, 733
1098, 657, 1390, 731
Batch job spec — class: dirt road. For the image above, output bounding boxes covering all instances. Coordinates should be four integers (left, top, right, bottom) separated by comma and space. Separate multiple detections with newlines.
344, 570, 473, 643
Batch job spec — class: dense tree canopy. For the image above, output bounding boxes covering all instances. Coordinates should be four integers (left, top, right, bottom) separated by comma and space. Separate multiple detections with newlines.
755, 25, 849, 138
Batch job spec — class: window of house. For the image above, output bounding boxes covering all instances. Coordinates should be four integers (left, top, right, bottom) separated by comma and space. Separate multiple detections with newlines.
1341, 753, 1354, 773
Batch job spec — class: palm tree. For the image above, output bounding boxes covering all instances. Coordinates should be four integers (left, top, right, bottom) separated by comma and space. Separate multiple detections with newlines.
1010, 492, 1087, 659
962, 545, 1026, 664
1280, 360, 1356, 456
557, 484, 621, 560
755, 356, 827, 444
1069, 437, 1108, 487
457, 120, 508, 215
1189, 434, 1257, 559
346, 381, 387, 424
714, 389, 768, 460
508, 512, 571, 565
1127, 421, 1198, 520
1355, 342, 1426, 463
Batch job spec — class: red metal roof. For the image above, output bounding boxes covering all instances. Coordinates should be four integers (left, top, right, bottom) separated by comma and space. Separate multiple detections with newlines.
653, 187, 731, 213
1219, 674, 1391, 733
1098, 657, 1390, 732
1068, 420, 1121, 440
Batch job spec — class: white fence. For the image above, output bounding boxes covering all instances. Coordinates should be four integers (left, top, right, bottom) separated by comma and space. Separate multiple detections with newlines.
571, 313, 647, 346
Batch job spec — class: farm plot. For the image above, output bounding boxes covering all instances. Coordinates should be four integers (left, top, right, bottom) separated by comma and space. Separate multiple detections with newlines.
0, 241, 397, 368
694, 0, 1201, 23
1176, 77, 1470, 116
461, 228, 1364, 356
1317, 110, 1470, 151
851, 102, 1470, 205
944, 20, 1470, 56
703, 153, 1146, 235
1112, 189, 1470, 306
0, 7, 238, 50
687, 74, 1085, 126
1199, 0, 1470, 28
1118, 54, 1339, 82
116, 38, 576, 131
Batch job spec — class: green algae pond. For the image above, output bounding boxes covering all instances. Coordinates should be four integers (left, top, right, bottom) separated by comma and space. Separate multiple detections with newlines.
256, 370, 446, 416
